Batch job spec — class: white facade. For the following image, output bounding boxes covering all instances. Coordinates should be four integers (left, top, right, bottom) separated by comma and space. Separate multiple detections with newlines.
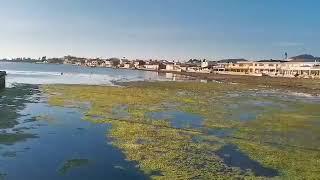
165, 63, 182, 72
103, 60, 112, 67
165, 64, 175, 71
201, 59, 208, 68
133, 61, 140, 68
280, 62, 320, 77
144, 64, 159, 70
215, 61, 320, 78
123, 63, 131, 69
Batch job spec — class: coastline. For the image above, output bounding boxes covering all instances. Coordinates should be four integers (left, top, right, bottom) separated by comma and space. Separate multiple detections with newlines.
119, 67, 320, 96
2, 60, 320, 95
1, 68, 319, 179
169, 71, 320, 95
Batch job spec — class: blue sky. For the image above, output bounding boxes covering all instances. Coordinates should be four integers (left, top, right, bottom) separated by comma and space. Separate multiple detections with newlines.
0, 0, 319, 60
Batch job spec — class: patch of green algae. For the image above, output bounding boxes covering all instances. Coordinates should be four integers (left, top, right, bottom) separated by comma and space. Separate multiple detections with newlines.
233, 101, 320, 179
43, 81, 320, 179
107, 120, 249, 179
59, 158, 90, 174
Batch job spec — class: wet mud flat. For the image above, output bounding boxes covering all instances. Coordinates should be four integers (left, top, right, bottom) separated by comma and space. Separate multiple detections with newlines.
42, 81, 320, 179
165, 71, 320, 95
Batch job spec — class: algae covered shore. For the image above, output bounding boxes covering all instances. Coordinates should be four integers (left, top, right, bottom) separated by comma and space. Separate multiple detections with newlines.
168, 71, 320, 96
43, 81, 320, 179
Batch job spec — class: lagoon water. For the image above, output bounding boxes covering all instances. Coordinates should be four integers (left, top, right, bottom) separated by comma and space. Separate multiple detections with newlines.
0, 62, 167, 86
0, 62, 160, 179
1, 62, 319, 179
0, 85, 147, 180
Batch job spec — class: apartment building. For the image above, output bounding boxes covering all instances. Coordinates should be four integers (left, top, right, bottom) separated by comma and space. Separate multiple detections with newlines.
215, 60, 320, 78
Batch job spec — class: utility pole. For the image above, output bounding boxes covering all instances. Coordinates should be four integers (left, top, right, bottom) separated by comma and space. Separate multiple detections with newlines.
284, 52, 288, 60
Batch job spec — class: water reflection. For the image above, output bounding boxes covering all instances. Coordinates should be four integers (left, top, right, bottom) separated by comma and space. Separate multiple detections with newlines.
0, 84, 40, 129
148, 111, 203, 129
0, 85, 147, 180
216, 144, 279, 177
59, 159, 90, 175
0, 84, 40, 152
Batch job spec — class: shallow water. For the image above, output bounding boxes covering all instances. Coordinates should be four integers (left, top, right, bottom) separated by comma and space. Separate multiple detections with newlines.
148, 111, 203, 129
0, 86, 147, 180
205, 128, 234, 138
1, 62, 214, 86
0, 62, 167, 86
216, 144, 279, 177
149, 111, 234, 138
223, 90, 319, 122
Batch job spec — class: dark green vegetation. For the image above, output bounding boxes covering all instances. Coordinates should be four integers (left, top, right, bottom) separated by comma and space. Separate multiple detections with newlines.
59, 159, 90, 174
0, 84, 41, 177
43, 81, 320, 179
0, 84, 40, 128
0, 71, 5, 89
0, 173, 6, 180
0, 85, 40, 145
0, 133, 37, 145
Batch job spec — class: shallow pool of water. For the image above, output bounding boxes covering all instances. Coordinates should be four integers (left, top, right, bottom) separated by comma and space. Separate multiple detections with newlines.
148, 111, 203, 129
216, 144, 279, 177
0, 86, 147, 180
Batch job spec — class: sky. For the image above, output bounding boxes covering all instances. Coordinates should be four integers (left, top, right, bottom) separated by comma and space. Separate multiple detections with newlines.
0, 0, 319, 61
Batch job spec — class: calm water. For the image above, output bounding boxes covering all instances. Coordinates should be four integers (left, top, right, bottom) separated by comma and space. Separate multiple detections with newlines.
0, 87, 279, 179
0, 62, 161, 179
149, 111, 203, 129
0, 62, 167, 86
0, 85, 147, 180
216, 144, 279, 177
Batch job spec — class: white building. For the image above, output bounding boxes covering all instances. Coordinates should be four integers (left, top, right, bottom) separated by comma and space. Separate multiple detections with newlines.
165, 63, 182, 72
104, 60, 112, 67
214, 60, 320, 78
280, 62, 320, 77
85, 59, 98, 67
122, 63, 132, 69
201, 59, 208, 68
144, 64, 159, 70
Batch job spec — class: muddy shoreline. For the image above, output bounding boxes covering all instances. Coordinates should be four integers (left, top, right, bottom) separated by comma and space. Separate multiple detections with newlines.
156, 70, 320, 95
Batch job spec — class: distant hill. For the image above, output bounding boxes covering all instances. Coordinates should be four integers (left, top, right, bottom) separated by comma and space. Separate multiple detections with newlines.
217, 59, 247, 63
291, 54, 315, 59
258, 59, 288, 63
290, 54, 320, 62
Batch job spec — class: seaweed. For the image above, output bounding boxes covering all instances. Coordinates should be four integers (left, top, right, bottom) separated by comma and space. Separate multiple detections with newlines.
58, 158, 90, 174
44, 81, 320, 179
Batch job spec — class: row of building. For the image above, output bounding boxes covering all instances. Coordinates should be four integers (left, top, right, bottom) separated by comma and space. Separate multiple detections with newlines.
63, 56, 211, 73
62, 55, 320, 78
213, 59, 320, 78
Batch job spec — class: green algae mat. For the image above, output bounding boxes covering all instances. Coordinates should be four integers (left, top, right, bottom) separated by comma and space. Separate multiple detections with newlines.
43, 81, 320, 179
